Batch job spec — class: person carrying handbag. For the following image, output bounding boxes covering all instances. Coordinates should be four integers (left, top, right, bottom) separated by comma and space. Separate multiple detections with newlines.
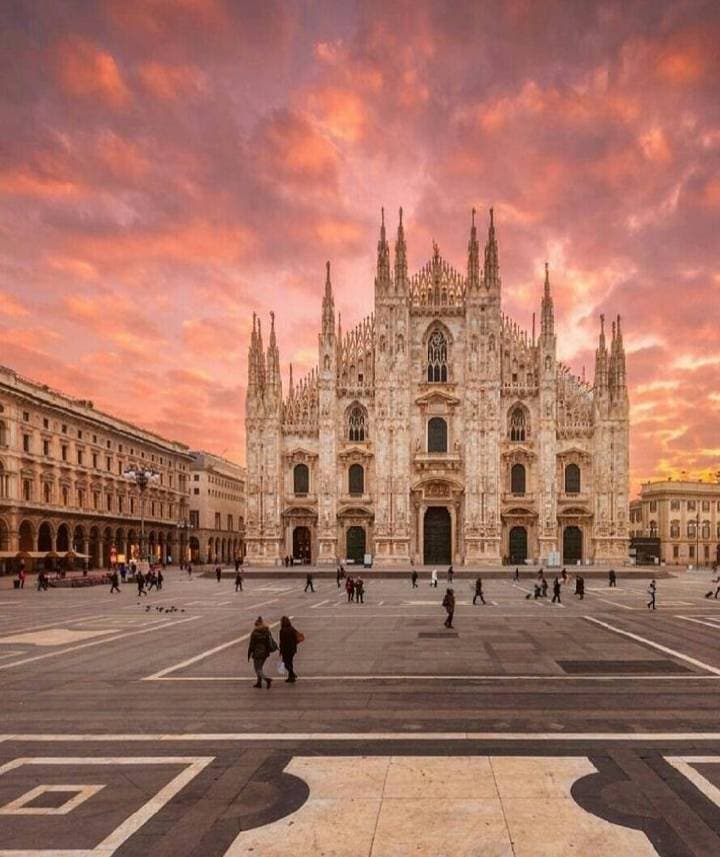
279, 615, 304, 683
248, 616, 277, 689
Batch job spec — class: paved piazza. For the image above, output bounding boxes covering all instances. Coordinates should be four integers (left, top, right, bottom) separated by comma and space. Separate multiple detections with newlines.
3, 570, 720, 855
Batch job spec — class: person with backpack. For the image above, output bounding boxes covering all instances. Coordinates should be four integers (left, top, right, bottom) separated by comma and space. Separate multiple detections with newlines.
247, 616, 277, 689
442, 588, 455, 628
279, 615, 303, 683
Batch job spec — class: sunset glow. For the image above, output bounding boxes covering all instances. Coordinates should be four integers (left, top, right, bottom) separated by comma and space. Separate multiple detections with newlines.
1, 1, 719, 492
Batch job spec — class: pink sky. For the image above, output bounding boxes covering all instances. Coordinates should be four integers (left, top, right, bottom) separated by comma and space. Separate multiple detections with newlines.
1, 0, 719, 494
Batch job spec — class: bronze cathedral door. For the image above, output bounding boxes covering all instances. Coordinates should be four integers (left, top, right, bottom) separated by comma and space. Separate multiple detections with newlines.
423, 507, 451, 565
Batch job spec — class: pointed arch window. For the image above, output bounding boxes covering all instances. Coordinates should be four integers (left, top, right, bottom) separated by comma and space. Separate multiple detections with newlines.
347, 404, 367, 442
509, 407, 527, 442
293, 463, 309, 496
348, 464, 364, 496
511, 463, 526, 495
427, 329, 448, 382
564, 463, 581, 494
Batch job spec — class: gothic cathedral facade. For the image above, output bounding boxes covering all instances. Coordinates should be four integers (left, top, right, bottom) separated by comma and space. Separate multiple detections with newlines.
245, 209, 629, 567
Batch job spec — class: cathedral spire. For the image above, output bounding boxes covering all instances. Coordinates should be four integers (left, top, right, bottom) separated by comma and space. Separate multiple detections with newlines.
593, 313, 608, 392
467, 207, 480, 288
483, 207, 500, 290
288, 362, 294, 398
540, 261, 554, 337
613, 314, 626, 395
322, 260, 335, 339
394, 207, 407, 289
266, 310, 280, 391
376, 206, 391, 289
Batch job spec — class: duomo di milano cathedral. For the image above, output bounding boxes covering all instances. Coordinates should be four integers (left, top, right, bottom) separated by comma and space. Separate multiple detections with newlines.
245, 209, 630, 567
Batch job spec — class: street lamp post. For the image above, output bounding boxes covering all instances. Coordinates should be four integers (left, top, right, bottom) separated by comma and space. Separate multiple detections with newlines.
123, 466, 160, 562
176, 518, 194, 566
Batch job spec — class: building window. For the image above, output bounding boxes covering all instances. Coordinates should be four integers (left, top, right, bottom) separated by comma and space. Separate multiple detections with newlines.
649, 520, 657, 537
689, 545, 695, 559
92, 453, 98, 468
564, 463, 580, 494
227, 514, 233, 531
190, 510, 199, 528
93, 492, 99, 510
193, 487, 200, 495
511, 462, 526, 495
77, 449, 83, 466
77, 430, 82, 439
118, 496, 124, 514
671, 499, 680, 510
62, 485, 69, 506
673, 545, 679, 559
649, 500, 657, 512
43, 418, 49, 429
22, 434, 31, 453
22, 411, 29, 422
347, 404, 367, 442
106, 494, 112, 511
427, 417, 448, 453
670, 520, 680, 538
0, 421, 6, 447
151, 501, 156, 517
688, 500, 696, 511
0, 463, 6, 499
106, 456, 111, 470
293, 463, 309, 495
43, 482, 52, 504
23, 479, 31, 501
349, 463, 364, 495
77, 489, 84, 508
61, 445, 68, 462
193, 474, 199, 481
215, 512, 221, 530
130, 497, 135, 514
427, 329, 448, 382
688, 520, 697, 538
702, 500, 710, 511
43, 439, 50, 456
702, 520, 711, 540
61, 424, 67, 434
509, 407, 527, 442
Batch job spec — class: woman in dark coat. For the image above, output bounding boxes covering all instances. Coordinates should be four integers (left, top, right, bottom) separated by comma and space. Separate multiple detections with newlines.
279, 615, 301, 683
247, 616, 275, 688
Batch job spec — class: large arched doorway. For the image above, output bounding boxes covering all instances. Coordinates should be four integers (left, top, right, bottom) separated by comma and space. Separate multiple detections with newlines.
189, 537, 200, 563
89, 527, 100, 568
38, 522, 53, 553
56, 523, 70, 553
509, 526, 528, 564
0, 519, 8, 551
346, 526, 366, 563
293, 526, 311, 563
563, 526, 583, 564
423, 507, 451, 565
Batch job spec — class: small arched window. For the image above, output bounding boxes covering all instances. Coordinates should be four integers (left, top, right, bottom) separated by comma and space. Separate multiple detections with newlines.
348, 464, 364, 496
509, 407, 527, 442
511, 463, 526, 495
293, 463, 309, 495
670, 520, 680, 538
427, 417, 448, 453
565, 463, 581, 494
427, 329, 448, 382
348, 404, 366, 442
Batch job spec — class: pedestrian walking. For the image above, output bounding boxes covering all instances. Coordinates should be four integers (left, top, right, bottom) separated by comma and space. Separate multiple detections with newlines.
247, 616, 277, 689
552, 576, 562, 604
37, 570, 48, 591
235, 557, 241, 573
17, 568, 25, 589
447, 565, 454, 583
473, 576, 486, 605
215, 565, 222, 583
411, 569, 419, 588
575, 575, 585, 600
136, 569, 147, 597
304, 572, 315, 593
119, 563, 127, 583
235, 569, 243, 592
513, 567, 520, 583
647, 579, 656, 610
609, 568, 617, 587
346, 576, 355, 602
540, 574, 548, 598
355, 577, 365, 603
336, 565, 343, 588
187, 563, 193, 579
561, 568, 568, 584
442, 588, 456, 628
431, 569, 438, 588
279, 615, 303, 683
109, 569, 120, 594
157, 569, 164, 590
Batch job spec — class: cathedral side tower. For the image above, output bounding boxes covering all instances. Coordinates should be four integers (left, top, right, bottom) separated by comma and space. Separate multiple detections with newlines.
373, 209, 412, 565
317, 263, 339, 564
244, 313, 283, 565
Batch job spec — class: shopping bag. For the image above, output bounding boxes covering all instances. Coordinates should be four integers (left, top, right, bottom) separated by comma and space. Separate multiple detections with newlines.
277, 660, 287, 676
